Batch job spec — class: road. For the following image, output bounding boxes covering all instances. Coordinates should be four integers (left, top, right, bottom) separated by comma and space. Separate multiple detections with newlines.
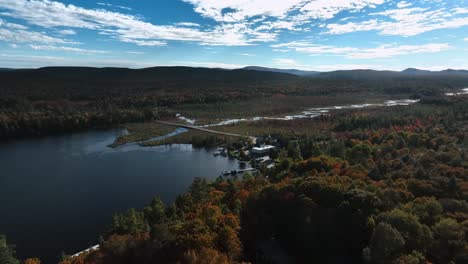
155, 120, 257, 144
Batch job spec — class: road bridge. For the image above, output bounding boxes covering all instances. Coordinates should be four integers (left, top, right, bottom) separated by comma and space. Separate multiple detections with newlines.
155, 120, 257, 144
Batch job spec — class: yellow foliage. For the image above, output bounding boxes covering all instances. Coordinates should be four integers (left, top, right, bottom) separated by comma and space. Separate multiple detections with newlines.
23, 258, 41, 264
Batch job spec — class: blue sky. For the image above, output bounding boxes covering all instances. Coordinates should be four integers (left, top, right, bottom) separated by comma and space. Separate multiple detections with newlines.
0, 0, 467, 70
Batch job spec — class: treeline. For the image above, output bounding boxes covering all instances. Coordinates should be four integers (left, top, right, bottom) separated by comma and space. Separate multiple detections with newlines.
50, 96, 468, 264
0, 107, 169, 139
1, 67, 468, 140
0, 236, 40, 264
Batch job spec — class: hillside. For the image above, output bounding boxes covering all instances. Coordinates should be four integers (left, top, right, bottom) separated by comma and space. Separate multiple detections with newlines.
1, 66, 468, 140
243, 66, 320, 76
0, 66, 297, 100
240, 66, 468, 79
316, 69, 468, 79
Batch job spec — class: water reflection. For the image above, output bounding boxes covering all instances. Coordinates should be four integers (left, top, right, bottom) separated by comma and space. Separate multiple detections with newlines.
0, 129, 238, 262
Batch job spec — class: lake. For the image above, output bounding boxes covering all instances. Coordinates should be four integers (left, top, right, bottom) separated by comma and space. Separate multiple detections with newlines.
0, 129, 240, 263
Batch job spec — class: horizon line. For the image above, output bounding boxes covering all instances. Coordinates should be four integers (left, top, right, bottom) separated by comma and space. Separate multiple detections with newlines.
1, 65, 468, 72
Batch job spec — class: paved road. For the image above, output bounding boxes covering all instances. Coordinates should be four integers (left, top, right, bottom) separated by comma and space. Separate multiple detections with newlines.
155, 120, 257, 143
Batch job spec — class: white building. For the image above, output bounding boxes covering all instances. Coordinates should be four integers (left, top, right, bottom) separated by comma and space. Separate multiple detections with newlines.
251, 145, 275, 155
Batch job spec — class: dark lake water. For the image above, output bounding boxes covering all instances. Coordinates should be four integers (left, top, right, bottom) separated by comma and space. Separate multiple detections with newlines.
0, 129, 240, 263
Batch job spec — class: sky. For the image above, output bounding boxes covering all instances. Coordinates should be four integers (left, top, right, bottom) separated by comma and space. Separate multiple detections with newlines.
0, 0, 467, 70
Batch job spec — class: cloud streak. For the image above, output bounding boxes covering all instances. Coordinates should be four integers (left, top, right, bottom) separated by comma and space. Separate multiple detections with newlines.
182, 0, 385, 22
30, 44, 108, 54
0, 18, 72, 44
0, 53, 158, 68
0, 0, 277, 46
271, 42, 451, 59
326, 5, 468, 36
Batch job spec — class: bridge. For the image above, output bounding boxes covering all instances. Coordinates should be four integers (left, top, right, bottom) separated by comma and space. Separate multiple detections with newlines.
155, 120, 257, 144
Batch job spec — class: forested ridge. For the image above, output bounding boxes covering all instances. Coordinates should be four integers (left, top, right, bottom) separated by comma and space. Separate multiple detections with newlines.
0, 67, 295, 139
1, 66, 468, 140
2, 96, 455, 264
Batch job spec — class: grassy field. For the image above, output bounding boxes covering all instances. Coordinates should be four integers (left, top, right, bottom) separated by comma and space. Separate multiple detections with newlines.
140, 130, 241, 147
209, 118, 332, 137
110, 122, 175, 147
170, 94, 393, 125
114, 117, 333, 147
112, 93, 412, 146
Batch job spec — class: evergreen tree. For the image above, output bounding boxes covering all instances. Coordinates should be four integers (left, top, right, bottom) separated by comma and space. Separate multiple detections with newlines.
0, 236, 20, 264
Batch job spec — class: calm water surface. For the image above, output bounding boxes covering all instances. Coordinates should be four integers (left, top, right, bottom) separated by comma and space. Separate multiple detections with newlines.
0, 129, 239, 263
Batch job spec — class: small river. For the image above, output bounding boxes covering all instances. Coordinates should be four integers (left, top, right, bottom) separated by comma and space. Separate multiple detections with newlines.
0, 129, 240, 263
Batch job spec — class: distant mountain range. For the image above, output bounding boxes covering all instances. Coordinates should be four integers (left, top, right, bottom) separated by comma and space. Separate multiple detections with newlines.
401, 68, 468, 76
242, 66, 320, 76
1, 66, 468, 80
316, 68, 468, 79
242, 66, 468, 79
0, 66, 296, 81
1, 65, 467, 111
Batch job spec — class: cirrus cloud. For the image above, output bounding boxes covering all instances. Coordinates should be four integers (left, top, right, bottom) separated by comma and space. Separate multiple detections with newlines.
29, 44, 108, 54
0, 18, 72, 44
271, 41, 451, 59
0, 0, 277, 46
182, 0, 385, 22
326, 5, 468, 36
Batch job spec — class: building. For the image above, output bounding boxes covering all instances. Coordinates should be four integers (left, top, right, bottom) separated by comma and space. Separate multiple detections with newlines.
251, 145, 275, 155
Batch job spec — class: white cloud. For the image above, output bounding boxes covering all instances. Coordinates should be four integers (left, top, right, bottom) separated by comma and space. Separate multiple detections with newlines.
0, 0, 277, 46
464, 37, 468, 41
272, 41, 357, 55
454, 8, 468, 14
0, 0, 465, 68
183, 0, 384, 22
299, 0, 385, 20
271, 41, 451, 59
326, 6, 468, 36
30, 44, 108, 54
57, 29, 76, 35
255, 21, 300, 31
272, 58, 299, 66
0, 19, 71, 44
119, 39, 166, 47
173, 61, 247, 69
126, 51, 145, 55
97, 2, 132, 11
271, 57, 385, 71
175, 22, 200, 27
0, 19, 28, 30
396, 1, 411, 8
0, 53, 157, 68
272, 49, 290, 53
181, 0, 387, 41
182, 0, 304, 22
347, 43, 450, 59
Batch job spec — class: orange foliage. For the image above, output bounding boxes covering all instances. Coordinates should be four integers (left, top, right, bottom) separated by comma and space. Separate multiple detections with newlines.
24, 259, 41, 264
234, 189, 249, 203
181, 247, 231, 264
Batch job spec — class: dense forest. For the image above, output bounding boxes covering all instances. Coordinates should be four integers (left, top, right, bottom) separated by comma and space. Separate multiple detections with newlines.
1, 67, 467, 264
1, 66, 468, 139
2, 96, 462, 264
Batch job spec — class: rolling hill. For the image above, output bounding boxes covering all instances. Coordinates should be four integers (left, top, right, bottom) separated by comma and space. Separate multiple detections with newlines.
241, 66, 468, 79
242, 66, 320, 76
